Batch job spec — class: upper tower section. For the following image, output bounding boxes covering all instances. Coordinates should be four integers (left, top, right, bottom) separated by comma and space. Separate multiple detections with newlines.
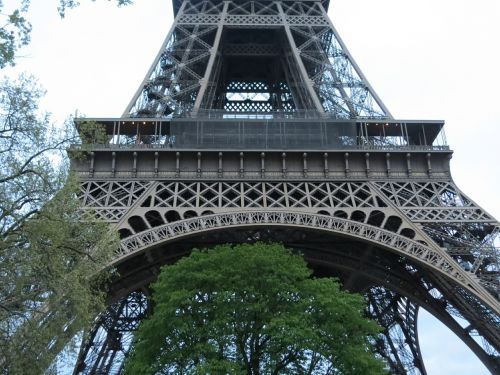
124, 0, 392, 119
74, 0, 448, 152
172, 0, 332, 16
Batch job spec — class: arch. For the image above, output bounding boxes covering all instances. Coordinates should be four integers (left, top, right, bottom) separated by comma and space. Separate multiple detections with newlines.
165, 210, 181, 222
367, 210, 385, 227
201, 210, 214, 216
400, 228, 416, 239
384, 215, 402, 232
128, 215, 148, 233
145, 210, 165, 228
350, 210, 366, 223
333, 210, 348, 219
113, 210, 499, 320
118, 228, 133, 239
105, 227, 499, 375
183, 210, 198, 219
317, 210, 330, 216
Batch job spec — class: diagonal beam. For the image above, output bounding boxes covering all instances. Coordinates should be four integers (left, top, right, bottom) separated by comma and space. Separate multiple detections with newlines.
277, 2, 325, 113
192, 1, 229, 112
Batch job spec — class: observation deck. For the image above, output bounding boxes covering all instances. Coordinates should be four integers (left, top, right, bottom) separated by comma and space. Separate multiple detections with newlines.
72, 114, 451, 181
74, 113, 447, 152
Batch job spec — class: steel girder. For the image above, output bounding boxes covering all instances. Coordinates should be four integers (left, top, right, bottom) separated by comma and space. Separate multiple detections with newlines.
73, 291, 150, 375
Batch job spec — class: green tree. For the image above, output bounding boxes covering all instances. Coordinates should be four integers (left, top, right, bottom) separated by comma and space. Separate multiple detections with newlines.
0, 75, 118, 374
125, 243, 387, 375
0, 1, 31, 69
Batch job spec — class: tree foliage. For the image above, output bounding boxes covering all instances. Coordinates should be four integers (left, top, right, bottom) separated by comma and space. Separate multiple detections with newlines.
125, 243, 387, 375
0, 74, 67, 235
0, 0, 133, 68
0, 75, 118, 374
0, 1, 31, 69
55, 0, 133, 17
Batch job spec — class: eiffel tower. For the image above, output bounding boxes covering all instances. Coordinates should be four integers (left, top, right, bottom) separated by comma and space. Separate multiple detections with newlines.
71, 0, 500, 373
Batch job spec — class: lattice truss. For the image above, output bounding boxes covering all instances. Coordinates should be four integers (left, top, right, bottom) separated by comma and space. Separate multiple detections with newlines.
368, 288, 425, 375
375, 181, 500, 294
365, 270, 500, 375
224, 82, 272, 112
109, 180, 423, 243
79, 179, 499, 291
368, 278, 499, 375
126, 0, 222, 117
76, 176, 500, 374
177, 0, 328, 26
73, 292, 149, 375
222, 0, 282, 28
125, 0, 390, 118
81, 181, 500, 297
222, 81, 295, 112
127, 1, 225, 117
287, 23, 385, 118
432, 272, 500, 353
79, 181, 152, 222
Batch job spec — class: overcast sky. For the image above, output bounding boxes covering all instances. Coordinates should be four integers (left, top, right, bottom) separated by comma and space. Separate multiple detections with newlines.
3, 0, 498, 374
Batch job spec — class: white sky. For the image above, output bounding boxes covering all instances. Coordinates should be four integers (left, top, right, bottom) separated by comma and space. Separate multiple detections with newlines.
3, 0, 498, 374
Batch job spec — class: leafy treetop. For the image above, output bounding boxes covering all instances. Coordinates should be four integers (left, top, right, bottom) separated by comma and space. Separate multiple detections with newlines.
125, 242, 387, 375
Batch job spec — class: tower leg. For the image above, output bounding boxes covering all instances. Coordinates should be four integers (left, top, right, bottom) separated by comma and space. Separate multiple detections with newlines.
73, 291, 149, 375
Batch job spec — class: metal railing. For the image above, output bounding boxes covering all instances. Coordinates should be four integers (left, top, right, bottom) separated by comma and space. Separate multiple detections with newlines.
70, 143, 450, 152
176, 108, 383, 120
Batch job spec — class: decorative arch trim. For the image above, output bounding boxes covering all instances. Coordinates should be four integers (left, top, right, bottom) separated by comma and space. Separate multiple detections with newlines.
115, 210, 499, 315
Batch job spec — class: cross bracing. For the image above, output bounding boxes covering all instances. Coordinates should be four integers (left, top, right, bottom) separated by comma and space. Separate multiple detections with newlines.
124, 0, 391, 118
80, 180, 497, 224
75, 175, 500, 374
73, 292, 149, 375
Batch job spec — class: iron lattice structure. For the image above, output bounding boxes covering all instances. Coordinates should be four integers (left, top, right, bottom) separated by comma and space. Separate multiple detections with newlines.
124, 0, 390, 118
71, 1, 499, 374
